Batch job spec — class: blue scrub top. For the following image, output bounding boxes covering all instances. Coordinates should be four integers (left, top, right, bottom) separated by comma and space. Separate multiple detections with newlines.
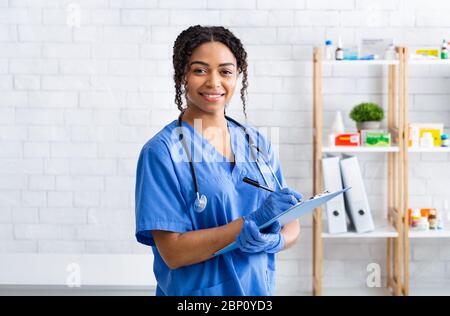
135, 118, 286, 296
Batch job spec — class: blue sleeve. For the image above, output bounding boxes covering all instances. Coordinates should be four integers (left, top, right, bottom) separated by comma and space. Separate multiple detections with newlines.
135, 140, 192, 246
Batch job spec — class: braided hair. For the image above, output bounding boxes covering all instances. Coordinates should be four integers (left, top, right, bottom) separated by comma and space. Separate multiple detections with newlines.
172, 25, 248, 118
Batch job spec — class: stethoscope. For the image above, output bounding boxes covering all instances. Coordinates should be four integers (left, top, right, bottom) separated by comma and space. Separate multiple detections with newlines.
177, 112, 282, 213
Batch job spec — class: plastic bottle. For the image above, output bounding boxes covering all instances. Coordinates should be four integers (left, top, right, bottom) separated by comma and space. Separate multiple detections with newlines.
429, 208, 437, 230
385, 40, 397, 60
418, 216, 429, 231
324, 40, 333, 60
331, 111, 345, 134
437, 208, 444, 230
443, 200, 450, 230
441, 134, 449, 147
420, 132, 434, 148
441, 39, 448, 60
335, 37, 344, 61
411, 208, 421, 229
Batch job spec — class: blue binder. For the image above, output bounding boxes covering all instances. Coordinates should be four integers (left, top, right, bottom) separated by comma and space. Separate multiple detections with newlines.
214, 187, 351, 256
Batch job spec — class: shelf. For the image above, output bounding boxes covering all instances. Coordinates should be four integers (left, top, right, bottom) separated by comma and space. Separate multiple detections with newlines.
322, 146, 400, 153
322, 222, 398, 239
409, 59, 450, 65
409, 229, 450, 238
322, 60, 399, 65
408, 147, 450, 153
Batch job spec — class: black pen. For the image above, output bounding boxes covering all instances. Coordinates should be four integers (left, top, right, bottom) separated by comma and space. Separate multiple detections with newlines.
242, 177, 274, 193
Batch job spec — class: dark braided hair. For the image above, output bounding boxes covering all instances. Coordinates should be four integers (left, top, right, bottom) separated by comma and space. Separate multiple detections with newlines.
172, 25, 248, 118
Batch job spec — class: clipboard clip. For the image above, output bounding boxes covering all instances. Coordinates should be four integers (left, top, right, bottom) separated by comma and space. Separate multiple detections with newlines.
309, 190, 331, 200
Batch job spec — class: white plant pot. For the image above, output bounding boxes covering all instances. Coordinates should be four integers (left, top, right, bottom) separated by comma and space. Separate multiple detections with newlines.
356, 121, 381, 131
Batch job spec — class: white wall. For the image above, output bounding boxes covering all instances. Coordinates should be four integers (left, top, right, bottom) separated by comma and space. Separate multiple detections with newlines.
1, 0, 450, 294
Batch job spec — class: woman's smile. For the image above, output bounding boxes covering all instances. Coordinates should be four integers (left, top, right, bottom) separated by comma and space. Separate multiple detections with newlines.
199, 92, 226, 103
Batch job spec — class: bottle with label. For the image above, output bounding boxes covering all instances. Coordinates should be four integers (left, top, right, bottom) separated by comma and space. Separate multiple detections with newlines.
420, 132, 434, 148
441, 39, 448, 60
324, 40, 333, 60
429, 208, 437, 230
437, 208, 444, 230
411, 208, 421, 229
441, 134, 449, 147
418, 216, 429, 231
335, 37, 344, 61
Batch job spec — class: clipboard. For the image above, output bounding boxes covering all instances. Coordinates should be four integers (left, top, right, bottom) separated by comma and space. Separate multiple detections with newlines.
214, 187, 351, 256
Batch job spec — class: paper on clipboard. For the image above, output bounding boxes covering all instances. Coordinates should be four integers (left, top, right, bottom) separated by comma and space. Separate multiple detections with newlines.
214, 187, 351, 256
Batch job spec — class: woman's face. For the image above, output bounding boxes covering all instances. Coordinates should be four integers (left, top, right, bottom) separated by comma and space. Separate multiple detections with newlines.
185, 41, 238, 115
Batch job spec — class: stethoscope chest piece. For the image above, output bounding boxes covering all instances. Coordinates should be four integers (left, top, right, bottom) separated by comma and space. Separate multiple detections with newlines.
194, 192, 208, 213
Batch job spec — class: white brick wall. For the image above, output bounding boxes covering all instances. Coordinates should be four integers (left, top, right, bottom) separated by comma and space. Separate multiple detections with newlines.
1, 0, 450, 294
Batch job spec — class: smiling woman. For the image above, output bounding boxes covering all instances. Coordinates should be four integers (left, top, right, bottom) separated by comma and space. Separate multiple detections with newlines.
134, 25, 302, 296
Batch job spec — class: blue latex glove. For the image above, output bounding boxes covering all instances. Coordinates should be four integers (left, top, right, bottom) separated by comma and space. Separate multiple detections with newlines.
236, 218, 284, 254
245, 188, 302, 227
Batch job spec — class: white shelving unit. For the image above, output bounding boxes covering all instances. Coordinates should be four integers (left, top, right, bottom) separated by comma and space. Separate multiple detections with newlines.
312, 47, 406, 296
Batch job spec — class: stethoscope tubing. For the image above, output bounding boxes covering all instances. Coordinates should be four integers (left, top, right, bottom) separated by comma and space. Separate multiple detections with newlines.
177, 113, 281, 212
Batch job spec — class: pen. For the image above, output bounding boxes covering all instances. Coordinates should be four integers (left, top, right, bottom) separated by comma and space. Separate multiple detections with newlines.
242, 177, 274, 192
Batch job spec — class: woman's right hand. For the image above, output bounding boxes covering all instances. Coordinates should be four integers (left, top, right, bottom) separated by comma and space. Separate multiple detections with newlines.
245, 188, 302, 227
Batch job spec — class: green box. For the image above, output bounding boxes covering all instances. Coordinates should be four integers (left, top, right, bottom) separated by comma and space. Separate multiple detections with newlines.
362, 131, 391, 147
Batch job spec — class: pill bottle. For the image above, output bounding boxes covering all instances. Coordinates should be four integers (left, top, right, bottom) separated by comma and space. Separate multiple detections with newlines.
335, 37, 344, 61
429, 208, 437, 230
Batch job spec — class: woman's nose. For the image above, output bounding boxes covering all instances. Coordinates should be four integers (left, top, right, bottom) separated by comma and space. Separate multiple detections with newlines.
206, 72, 221, 88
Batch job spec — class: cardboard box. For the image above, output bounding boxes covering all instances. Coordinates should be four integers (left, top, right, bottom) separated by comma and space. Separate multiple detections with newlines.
409, 123, 443, 147
335, 133, 360, 146
361, 130, 391, 147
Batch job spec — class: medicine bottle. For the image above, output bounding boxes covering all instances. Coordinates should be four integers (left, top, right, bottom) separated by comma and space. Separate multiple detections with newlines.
411, 208, 421, 228
441, 134, 449, 147
420, 132, 434, 148
324, 40, 333, 60
441, 39, 448, 60
417, 216, 429, 231
429, 208, 437, 230
335, 37, 344, 61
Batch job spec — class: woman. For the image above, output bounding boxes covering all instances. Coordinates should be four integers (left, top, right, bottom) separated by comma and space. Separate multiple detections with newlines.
135, 25, 302, 296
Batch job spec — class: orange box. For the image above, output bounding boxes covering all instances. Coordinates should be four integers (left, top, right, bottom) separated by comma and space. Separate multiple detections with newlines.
335, 133, 360, 146
421, 208, 436, 219
408, 208, 436, 224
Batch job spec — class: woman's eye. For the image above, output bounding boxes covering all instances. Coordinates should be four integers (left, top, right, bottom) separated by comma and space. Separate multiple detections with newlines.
193, 68, 207, 74
221, 70, 233, 76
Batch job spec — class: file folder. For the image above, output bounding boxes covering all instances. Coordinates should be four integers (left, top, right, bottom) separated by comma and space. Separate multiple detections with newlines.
322, 156, 348, 234
214, 187, 351, 256
340, 155, 374, 233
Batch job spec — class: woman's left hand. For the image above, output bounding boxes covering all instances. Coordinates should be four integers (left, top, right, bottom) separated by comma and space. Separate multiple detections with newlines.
236, 218, 285, 254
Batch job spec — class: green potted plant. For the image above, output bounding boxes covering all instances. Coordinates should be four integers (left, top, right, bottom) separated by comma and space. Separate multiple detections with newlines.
349, 102, 384, 130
